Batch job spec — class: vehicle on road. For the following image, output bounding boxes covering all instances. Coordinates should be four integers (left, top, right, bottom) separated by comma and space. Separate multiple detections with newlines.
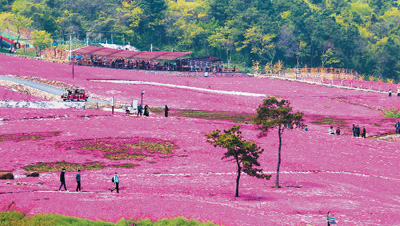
61, 89, 88, 101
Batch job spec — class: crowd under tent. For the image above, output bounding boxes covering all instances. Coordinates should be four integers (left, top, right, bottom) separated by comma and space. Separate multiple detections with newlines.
181, 56, 223, 64
72, 46, 191, 61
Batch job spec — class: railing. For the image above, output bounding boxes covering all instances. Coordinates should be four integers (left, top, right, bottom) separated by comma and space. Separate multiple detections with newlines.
259, 67, 397, 93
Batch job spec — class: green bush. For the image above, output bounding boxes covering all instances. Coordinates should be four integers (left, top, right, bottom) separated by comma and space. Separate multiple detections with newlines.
133, 217, 219, 226
0, 210, 221, 226
382, 107, 400, 118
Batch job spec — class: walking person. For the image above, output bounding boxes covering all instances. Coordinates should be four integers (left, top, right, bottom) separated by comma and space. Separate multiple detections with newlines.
58, 169, 67, 192
111, 172, 119, 193
137, 105, 143, 116
165, 105, 169, 117
352, 124, 356, 137
356, 125, 361, 137
362, 126, 367, 138
76, 169, 81, 192
396, 121, 400, 134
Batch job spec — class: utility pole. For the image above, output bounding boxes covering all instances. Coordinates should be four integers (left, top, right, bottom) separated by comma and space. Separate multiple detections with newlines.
141, 91, 145, 106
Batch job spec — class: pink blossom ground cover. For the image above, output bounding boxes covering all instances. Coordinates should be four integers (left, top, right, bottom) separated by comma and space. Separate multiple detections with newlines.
0, 54, 400, 225
0, 113, 400, 225
1, 53, 398, 137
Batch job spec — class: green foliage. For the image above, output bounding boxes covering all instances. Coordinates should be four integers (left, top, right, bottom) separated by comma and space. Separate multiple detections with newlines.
3, 0, 400, 79
2, 12, 32, 41
133, 216, 220, 226
151, 108, 254, 123
311, 117, 347, 127
253, 97, 304, 133
0, 12, 12, 32
31, 30, 53, 53
383, 107, 400, 118
205, 125, 271, 197
0, 131, 60, 142
23, 161, 139, 172
55, 137, 177, 160
253, 97, 304, 188
0, 207, 221, 226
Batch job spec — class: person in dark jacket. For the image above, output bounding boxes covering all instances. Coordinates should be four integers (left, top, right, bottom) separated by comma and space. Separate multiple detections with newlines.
396, 121, 400, 134
76, 169, 81, 192
144, 105, 149, 116
137, 105, 143, 116
356, 125, 361, 137
165, 105, 169, 117
352, 124, 356, 137
59, 169, 67, 191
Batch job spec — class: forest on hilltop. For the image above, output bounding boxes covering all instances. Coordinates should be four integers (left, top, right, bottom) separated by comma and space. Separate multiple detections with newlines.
1, 0, 400, 80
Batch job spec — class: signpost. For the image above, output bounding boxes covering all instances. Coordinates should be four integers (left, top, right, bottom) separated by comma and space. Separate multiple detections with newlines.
132, 99, 138, 113
323, 212, 336, 225
141, 91, 145, 106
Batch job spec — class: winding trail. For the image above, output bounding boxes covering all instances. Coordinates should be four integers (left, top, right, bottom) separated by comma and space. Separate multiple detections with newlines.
1, 169, 397, 196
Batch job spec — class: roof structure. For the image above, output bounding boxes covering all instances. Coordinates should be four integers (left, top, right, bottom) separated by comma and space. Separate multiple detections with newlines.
72, 46, 191, 61
182, 56, 223, 63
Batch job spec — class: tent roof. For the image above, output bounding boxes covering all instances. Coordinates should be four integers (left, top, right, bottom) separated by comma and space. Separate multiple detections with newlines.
182, 56, 223, 62
72, 46, 191, 61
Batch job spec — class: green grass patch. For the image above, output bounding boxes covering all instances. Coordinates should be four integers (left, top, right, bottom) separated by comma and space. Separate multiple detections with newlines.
151, 108, 254, 124
23, 161, 139, 172
0, 207, 221, 225
370, 122, 382, 127
15, 48, 37, 57
55, 137, 177, 160
311, 117, 347, 127
0, 132, 61, 142
382, 107, 400, 118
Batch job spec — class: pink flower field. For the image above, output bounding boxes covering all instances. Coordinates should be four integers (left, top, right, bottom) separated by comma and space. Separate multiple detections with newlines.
0, 54, 400, 225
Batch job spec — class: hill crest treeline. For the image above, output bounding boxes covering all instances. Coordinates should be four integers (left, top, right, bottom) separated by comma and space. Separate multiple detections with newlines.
1, 0, 400, 80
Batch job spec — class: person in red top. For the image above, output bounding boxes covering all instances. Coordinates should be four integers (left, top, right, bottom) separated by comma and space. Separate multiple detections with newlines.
362, 126, 366, 138
336, 127, 341, 135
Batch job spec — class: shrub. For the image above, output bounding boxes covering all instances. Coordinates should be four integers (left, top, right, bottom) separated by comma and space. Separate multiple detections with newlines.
0, 132, 60, 142
0, 207, 221, 226
382, 107, 400, 118
23, 161, 139, 172
55, 137, 177, 160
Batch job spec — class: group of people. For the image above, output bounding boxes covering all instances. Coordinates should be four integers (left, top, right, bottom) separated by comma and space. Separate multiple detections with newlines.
76, 55, 239, 73
327, 125, 366, 138
129, 105, 169, 118
388, 88, 400, 97
285, 122, 306, 129
352, 124, 366, 138
59, 169, 120, 193
136, 105, 150, 117
328, 126, 341, 135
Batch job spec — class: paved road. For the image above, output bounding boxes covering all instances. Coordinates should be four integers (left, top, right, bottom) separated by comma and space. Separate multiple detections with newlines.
0, 75, 106, 103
